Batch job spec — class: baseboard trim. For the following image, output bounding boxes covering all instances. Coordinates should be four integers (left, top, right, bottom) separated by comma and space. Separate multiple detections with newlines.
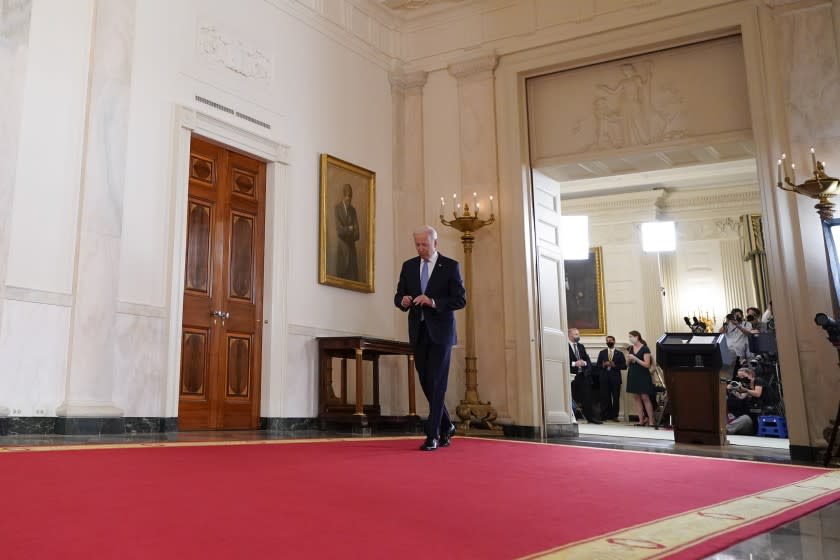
4, 417, 178, 435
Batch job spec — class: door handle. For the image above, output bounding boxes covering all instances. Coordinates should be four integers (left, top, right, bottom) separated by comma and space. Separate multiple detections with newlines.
211, 310, 231, 326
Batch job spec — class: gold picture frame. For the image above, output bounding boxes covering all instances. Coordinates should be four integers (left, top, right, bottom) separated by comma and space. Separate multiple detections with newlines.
565, 246, 607, 336
319, 154, 375, 292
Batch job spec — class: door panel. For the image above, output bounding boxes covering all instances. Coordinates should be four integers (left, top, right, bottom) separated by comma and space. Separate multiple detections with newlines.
179, 137, 265, 430
532, 170, 573, 424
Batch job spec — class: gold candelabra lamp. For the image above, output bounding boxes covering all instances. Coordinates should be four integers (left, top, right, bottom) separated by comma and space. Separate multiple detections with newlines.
777, 148, 840, 219
440, 193, 502, 433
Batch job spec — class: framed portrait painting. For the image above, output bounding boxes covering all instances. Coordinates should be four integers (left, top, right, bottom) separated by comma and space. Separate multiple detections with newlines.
565, 246, 606, 336
319, 154, 375, 293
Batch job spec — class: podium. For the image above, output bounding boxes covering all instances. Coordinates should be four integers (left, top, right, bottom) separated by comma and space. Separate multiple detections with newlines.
656, 333, 733, 445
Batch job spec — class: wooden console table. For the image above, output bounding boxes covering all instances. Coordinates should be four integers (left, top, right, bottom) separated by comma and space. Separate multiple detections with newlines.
317, 336, 417, 430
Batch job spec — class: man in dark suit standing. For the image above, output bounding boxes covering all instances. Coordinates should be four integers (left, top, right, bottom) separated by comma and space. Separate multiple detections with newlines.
596, 335, 627, 421
394, 225, 466, 451
569, 327, 601, 424
335, 183, 360, 280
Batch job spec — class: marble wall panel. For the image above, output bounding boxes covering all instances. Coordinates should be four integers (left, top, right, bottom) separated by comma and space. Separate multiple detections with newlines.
0, 299, 70, 415
6, 0, 92, 294
113, 312, 167, 417
283, 331, 319, 417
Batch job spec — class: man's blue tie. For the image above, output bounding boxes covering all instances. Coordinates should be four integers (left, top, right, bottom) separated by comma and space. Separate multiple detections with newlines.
420, 259, 429, 293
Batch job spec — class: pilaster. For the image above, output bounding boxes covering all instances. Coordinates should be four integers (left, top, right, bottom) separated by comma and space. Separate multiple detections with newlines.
772, 0, 840, 457
445, 52, 511, 421
0, 0, 32, 423
56, 0, 137, 432
390, 69, 428, 254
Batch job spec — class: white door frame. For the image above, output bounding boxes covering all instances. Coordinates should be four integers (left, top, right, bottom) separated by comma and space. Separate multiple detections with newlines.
164, 105, 291, 421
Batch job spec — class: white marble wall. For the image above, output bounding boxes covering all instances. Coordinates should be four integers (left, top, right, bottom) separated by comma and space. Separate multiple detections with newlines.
0, 299, 70, 416
0, 0, 32, 417
112, 311, 167, 417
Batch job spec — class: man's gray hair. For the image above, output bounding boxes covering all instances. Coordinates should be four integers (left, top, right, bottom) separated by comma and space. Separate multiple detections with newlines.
413, 225, 438, 240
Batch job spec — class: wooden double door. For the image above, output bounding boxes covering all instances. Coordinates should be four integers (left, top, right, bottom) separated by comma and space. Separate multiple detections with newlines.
178, 136, 266, 430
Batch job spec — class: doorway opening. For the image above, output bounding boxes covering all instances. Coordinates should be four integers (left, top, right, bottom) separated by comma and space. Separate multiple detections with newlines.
525, 36, 786, 450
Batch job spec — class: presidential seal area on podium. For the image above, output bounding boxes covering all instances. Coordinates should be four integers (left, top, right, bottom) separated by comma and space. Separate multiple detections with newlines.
656, 332, 734, 445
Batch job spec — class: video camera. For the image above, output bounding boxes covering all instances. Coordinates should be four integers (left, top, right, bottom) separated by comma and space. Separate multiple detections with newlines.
815, 313, 840, 346
726, 379, 749, 392
683, 316, 707, 334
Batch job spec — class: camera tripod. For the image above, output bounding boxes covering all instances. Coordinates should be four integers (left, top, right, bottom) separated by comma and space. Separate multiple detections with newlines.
651, 365, 671, 430
761, 357, 785, 417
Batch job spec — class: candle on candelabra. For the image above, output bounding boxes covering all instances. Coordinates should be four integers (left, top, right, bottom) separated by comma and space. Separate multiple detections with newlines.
811, 147, 818, 173
777, 159, 782, 186
473, 192, 477, 211
489, 195, 494, 215
475, 203, 480, 216
440, 196, 445, 211
791, 162, 797, 184
457, 203, 461, 214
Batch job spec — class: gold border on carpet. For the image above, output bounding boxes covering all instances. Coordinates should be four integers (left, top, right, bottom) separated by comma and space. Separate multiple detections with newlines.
523, 470, 840, 559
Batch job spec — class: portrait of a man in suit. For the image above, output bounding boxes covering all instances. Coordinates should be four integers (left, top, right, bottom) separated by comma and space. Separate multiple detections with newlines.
319, 154, 375, 292
335, 183, 360, 281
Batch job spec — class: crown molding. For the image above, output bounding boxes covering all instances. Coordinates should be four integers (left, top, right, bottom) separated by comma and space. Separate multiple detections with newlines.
266, 0, 401, 70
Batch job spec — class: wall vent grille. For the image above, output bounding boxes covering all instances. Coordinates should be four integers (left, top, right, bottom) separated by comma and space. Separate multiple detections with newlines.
194, 96, 271, 130
195, 95, 233, 115
235, 111, 271, 130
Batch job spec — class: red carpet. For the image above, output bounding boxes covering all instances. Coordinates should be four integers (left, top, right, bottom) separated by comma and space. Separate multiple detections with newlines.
2, 437, 839, 559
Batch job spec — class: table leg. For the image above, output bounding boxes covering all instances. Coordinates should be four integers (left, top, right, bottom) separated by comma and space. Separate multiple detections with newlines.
354, 348, 365, 416
373, 357, 380, 407
340, 359, 348, 404
408, 354, 416, 416
322, 354, 338, 405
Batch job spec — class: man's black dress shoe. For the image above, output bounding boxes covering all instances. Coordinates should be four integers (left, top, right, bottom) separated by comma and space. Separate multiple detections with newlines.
585, 417, 603, 425
439, 424, 456, 447
420, 437, 439, 451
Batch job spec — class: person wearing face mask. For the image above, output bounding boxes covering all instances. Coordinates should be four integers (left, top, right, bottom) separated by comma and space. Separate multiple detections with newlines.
568, 327, 601, 424
719, 308, 751, 376
596, 335, 627, 421
625, 330, 656, 427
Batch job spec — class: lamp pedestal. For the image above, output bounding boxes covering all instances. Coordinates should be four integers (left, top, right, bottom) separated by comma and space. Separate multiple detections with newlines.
441, 205, 503, 435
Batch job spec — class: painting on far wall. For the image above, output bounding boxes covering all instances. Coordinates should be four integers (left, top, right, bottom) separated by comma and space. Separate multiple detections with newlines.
319, 154, 375, 293
565, 247, 606, 336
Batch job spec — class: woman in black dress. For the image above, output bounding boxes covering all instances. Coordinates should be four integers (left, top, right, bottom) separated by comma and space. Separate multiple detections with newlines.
625, 330, 655, 426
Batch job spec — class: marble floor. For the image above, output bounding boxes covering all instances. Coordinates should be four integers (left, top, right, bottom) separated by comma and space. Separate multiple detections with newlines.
1, 425, 837, 559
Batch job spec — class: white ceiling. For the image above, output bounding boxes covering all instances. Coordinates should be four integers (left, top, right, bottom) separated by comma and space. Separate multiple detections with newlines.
534, 138, 758, 199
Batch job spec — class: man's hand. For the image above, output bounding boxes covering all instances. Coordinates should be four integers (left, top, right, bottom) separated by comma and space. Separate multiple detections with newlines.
575, 359, 586, 368
400, 295, 413, 308
413, 294, 435, 308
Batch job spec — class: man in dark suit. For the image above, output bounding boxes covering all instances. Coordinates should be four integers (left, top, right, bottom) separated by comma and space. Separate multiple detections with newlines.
569, 327, 601, 424
394, 225, 466, 451
335, 183, 360, 280
596, 335, 627, 421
